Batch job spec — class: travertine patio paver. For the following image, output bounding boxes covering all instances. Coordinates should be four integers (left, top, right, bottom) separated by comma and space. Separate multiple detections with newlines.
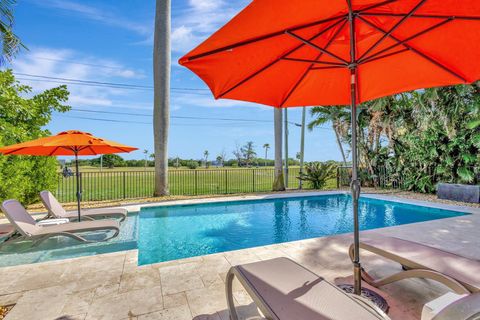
0, 194, 479, 320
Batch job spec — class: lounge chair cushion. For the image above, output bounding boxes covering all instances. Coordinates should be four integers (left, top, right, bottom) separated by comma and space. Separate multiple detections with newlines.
34, 219, 119, 236
40, 190, 127, 220
361, 237, 480, 292
235, 257, 386, 320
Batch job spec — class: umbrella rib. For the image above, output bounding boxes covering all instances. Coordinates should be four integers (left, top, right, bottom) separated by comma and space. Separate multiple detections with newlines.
48, 146, 61, 156
285, 31, 349, 65
2, 147, 24, 155
184, 14, 346, 62
358, 16, 467, 83
280, 19, 348, 107
87, 145, 97, 155
358, 0, 428, 62
311, 66, 345, 70
360, 12, 480, 21
359, 18, 453, 64
281, 57, 346, 66
217, 18, 347, 98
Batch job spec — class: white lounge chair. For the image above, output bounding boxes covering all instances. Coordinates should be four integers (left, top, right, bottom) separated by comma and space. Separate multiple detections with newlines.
227, 257, 480, 320
349, 237, 480, 294
1, 199, 120, 246
40, 190, 127, 222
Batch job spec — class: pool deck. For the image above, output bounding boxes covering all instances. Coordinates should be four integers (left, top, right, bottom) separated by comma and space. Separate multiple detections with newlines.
1, 191, 479, 320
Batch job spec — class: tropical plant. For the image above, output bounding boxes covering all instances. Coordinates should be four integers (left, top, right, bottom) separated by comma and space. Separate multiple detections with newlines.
0, 0, 24, 64
153, 0, 171, 196
0, 70, 70, 204
203, 150, 209, 168
308, 106, 350, 165
298, 162, 337, 189
241, 141, 256, 166
263, 143, 270, 166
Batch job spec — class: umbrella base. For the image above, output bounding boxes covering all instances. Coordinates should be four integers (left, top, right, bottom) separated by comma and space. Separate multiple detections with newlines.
338, 284, 389, 313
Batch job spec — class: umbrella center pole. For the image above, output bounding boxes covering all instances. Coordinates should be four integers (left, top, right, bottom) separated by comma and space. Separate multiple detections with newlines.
348, 7, 362, 296
74, 151, 82, 222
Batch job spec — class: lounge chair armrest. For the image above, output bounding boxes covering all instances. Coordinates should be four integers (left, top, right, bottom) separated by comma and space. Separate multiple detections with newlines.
431, 293, 480, 320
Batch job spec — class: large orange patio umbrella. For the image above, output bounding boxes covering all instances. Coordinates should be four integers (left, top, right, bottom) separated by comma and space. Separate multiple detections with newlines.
179, 0, 480, 295
0, 130, 138, 221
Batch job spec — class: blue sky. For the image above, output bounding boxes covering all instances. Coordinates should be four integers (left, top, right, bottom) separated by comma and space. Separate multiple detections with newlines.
9, 0, 344, 162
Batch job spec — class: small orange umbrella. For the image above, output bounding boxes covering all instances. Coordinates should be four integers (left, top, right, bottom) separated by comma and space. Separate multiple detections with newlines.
0, 130, 138, 220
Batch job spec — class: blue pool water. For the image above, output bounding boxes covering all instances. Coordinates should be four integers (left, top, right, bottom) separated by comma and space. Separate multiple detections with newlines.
137, 194, 467, 265
0, 194, 468, 268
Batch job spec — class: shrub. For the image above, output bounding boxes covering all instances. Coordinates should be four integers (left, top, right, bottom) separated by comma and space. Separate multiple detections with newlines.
298, 162, 337, 189
186, 160, 199, 169
0, 70, 70, 204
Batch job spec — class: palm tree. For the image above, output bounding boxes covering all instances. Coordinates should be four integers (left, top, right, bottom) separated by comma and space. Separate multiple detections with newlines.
153, 0, 171, 196
263, 143, 270, 167
273, 108, 285, 190
143, 149, 148, 169
0, 0, 24, 64
308, 106, 349, 166
203, 150, 209, 168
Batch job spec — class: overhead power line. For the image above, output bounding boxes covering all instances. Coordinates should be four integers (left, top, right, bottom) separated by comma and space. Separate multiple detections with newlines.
56, 115, 264, 127
13, 72, 210, 92
59, 110, 332, 130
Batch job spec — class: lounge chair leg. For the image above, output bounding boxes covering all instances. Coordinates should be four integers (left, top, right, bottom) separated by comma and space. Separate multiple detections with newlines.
225, 269, 240, 320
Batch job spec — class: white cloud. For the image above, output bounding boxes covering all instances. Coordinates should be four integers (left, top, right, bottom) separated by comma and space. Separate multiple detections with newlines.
12, 48, 149, 111
28, 0, 150, 36
171, 91, 270, 111
188, 0, 224, 12
171, 1, 249, 53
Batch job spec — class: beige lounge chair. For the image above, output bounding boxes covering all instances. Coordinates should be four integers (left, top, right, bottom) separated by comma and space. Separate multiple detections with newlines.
226, 257, 389, 320
40, 191, 127, 222
226, 257, 480, 320
1, 199, 120, 246
349, 237, 480, 295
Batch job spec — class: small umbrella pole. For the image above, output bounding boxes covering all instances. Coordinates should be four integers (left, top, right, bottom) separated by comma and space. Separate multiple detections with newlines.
348, 7, 362, 295
74, 151, 81, 221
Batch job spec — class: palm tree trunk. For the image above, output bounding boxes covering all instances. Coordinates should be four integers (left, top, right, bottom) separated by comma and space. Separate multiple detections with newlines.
273, 108, 285, 191
153, 0, 170, 196
333, 124, 347, 166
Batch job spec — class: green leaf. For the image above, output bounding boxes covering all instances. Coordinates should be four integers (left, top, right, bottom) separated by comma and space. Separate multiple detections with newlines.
457, 167, 475, 183
467, 119, 480, 130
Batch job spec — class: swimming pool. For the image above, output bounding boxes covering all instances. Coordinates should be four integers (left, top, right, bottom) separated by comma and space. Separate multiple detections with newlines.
137, 194, 468, 265
0, 194, 469, 268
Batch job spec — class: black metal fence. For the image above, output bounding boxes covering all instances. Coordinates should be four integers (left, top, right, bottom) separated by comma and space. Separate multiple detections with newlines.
55, 167, 306, 202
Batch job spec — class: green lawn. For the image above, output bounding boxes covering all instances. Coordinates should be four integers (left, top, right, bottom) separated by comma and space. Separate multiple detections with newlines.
55, 167, 337, 202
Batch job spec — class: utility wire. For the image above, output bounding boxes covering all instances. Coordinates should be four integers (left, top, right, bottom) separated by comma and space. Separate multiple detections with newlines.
16, 77, 211, 95
60, 111, 332, 130
71, 108, 273, 123
56, 115, 264, 127
14, 72, 210, 91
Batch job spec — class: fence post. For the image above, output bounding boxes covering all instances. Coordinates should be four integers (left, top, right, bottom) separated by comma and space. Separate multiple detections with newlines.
225, 169, 228, 194
123, 172, 126, 199
195, 170, 198, 195
336, 167, 340, 189
252, 169, 255, 192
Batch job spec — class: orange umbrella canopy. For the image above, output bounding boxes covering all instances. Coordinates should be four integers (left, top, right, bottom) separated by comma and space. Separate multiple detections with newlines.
180, 0, 480, 107
0, 130, 138, 156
